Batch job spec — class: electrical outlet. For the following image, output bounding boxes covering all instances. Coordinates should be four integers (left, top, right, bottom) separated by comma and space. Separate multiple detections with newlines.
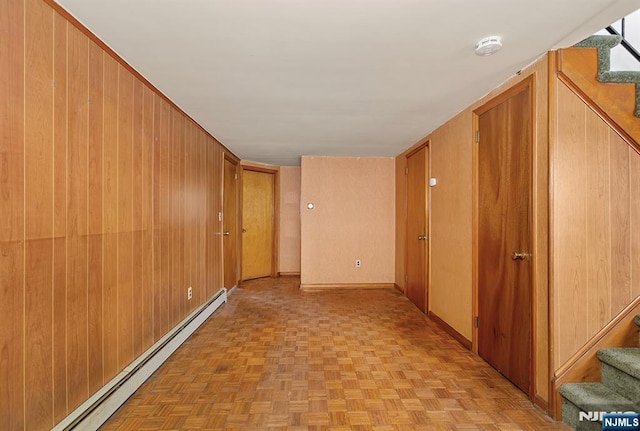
187, 286, 192, 300
355, 260, 361, 268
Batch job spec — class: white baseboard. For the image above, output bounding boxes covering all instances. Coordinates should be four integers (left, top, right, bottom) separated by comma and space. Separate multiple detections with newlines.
53, 288, 227, 431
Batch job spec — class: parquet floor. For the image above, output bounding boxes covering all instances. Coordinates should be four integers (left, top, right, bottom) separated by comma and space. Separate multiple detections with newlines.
101, 276, 569, 431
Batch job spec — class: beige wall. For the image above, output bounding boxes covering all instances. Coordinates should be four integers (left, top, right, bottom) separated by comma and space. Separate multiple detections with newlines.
300, 156, 395, 286
279, 167, 301, 274
428, 119, 474, 340
395, 55, 549, 402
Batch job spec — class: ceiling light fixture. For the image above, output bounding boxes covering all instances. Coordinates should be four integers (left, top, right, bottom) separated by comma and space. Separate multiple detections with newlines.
475, 36, 503, 56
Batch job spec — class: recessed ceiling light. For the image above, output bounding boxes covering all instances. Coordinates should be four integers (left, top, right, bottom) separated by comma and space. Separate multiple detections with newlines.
475, 36, 503, 56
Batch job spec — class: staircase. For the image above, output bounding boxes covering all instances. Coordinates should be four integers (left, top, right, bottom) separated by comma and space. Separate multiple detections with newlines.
559, 315, 640, 430
574, 35, 640, 117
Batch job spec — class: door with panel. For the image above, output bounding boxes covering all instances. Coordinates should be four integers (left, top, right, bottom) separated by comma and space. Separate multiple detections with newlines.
223, 157, 238, 289
241, 169, 275, 280
477, 83, 532, 395
406, 145, 428, 312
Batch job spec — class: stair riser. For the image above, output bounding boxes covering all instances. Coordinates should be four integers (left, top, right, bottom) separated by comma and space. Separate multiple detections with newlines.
601, 363, 640, 405
562, 400, 603, 431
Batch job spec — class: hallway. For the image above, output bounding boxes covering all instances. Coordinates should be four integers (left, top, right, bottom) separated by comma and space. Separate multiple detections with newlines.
101, 277, 568, 430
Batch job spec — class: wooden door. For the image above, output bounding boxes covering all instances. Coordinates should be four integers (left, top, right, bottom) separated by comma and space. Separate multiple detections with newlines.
406, 146, 428, 312
223, 158, 238, 289
477, 85, 532, 394
241, 170, 275, 280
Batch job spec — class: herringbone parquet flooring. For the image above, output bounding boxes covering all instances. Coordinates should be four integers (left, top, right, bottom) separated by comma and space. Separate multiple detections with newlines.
101, 276, 569, 431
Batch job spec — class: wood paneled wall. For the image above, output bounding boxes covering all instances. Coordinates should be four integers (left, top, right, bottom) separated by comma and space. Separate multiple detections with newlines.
0, 1, 225, 429
552, 80, 640, 370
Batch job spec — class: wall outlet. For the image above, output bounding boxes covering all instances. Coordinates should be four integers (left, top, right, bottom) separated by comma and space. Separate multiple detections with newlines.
355, 260, 361, 268
187, 286, 192, 300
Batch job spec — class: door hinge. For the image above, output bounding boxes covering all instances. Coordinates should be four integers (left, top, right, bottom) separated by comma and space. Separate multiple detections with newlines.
234, 173, 238, 180
405, 274, 408, 282
475, 130, 480, 143
474, 316, 479, 328
405, 167, 408, 175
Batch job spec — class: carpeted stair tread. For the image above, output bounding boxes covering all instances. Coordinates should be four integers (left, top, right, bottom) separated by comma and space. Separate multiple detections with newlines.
575, 35, 623, 50
599, 71, 640, 83
560, 382, 639, 412
597, 348, 640, 380
574, 34, 640, 117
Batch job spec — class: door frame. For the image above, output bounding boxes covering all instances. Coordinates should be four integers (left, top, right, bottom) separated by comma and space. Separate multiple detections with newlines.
223, 152, 240, 290
472, 75, 536, 399
404, 142, 430, 313
239, 164, 280, 280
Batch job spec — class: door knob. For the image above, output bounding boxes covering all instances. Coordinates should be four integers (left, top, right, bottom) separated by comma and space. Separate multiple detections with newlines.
242, 228, 247, 233
223, 231, 230, 236
512, 251, 529, 260
417, 235, 427, 241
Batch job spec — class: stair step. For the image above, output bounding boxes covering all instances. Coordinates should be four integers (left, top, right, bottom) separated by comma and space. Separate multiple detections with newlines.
560, 383, 639, 430
574, 34, 640, 117
598, 348, 640, 404
598, 348, 640, 380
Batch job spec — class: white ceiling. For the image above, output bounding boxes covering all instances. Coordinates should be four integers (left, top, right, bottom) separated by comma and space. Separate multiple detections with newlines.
57, 0, 640, 166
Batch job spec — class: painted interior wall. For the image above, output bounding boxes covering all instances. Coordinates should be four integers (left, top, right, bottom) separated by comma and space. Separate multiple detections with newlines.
552, 79, 640, 371
395, 56, 550, 402
279, 167, 301, 274
300, 156, 395, 286
0, 1, 229, 429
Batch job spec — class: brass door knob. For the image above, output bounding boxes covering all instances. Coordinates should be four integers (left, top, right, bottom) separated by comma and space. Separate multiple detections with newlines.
512, 252, 529, 260
223, 231, 230, 236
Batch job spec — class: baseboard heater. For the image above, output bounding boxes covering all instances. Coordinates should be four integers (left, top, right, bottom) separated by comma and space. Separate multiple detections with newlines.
52, 288, 228, 431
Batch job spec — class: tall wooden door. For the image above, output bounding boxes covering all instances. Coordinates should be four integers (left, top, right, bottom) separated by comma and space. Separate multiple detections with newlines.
406, 146, 428, 312
477, 85, 532, 394
241, 170, 275, 280
223, 158, 238, 289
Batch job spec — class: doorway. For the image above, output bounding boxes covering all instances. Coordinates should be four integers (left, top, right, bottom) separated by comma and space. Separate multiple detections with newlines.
474, 79, 533, 395
241, 168, 277, 280
405, 144, 429, 312
223, 156, 239, 290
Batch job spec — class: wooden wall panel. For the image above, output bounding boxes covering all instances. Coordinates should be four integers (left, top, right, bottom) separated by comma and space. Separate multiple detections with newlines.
102, 54, 119, 382
609, 131, 632, 313
553, 80, 640, 370
160, 99, 171, 337
5, 1, 230, 428
24, 1, 54, 428
66, 25, 89, 411
584, 109, 611, 340
170, 109, 179, 327
87, 40, 104, 396
52, 12, 68, 421
142, 86, 155, 350
631, 153, 640, 300
117, 66, 134, 369
152, 94, 163, 340
132, 78, 144, 357
0, 0, 25, 428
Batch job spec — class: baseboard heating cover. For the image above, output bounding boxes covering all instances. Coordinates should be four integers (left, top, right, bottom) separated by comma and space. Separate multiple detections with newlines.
52, 288, 228, 431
